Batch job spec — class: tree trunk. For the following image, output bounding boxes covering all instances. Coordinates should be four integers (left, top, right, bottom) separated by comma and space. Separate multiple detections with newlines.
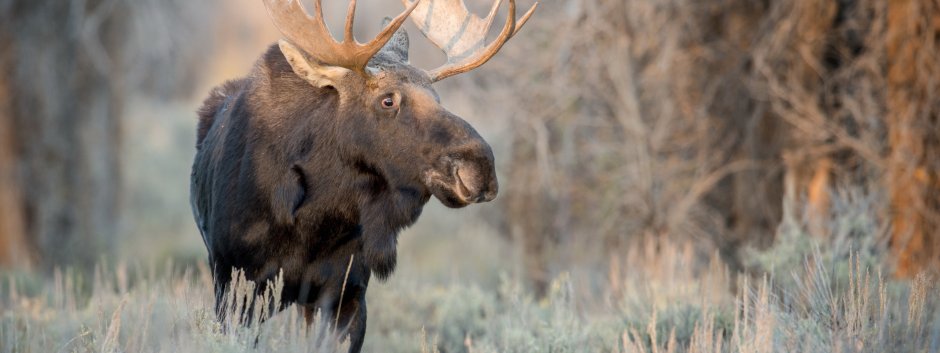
886, 0, 940, 277
0, 1, 125, 272
0, 28, 32, 268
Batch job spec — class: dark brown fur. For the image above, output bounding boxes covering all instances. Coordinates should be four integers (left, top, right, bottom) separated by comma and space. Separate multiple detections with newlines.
191, 35, 497, 352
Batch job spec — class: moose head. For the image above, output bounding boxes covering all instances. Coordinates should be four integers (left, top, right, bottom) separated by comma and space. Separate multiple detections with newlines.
263, 0, 536, 208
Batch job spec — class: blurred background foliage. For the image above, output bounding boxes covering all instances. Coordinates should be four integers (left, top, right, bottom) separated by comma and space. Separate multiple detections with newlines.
1, 0, 940, 351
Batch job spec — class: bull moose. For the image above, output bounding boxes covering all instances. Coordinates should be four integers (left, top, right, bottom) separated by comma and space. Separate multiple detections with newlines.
189, 0, 536, 350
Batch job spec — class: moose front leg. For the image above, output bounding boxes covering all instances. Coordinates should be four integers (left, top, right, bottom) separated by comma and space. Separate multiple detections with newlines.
337, 294, 368, 353
301, 293, 368, 353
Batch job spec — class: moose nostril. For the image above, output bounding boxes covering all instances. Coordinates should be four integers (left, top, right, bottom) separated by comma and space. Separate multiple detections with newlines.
483, 178, 498, 202
472, 186, 497, 203
483, 190, 497, 202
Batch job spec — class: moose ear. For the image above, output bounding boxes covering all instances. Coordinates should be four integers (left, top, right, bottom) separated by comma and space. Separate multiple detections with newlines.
278, 40, 349, 89
377, 17, 409, 63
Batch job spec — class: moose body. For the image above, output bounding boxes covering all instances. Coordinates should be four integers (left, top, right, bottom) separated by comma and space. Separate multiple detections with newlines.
190, 0, 535, 351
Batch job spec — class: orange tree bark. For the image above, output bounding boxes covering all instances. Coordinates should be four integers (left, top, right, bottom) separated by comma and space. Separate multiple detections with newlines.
886, 0, 940, 277
0, 29, 32, 268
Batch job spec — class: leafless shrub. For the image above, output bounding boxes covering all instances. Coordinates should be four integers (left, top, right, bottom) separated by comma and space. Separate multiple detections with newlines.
474, 0, 940, 289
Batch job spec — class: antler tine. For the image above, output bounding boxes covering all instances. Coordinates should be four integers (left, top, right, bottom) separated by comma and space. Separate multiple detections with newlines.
403, 0, 538, 82
344, 0, 357, 44
511, 2, 537, 38
264, 0, 420, 74
482, 0, 503, 35
312, 0, 324, 28
430, 0, 515, 80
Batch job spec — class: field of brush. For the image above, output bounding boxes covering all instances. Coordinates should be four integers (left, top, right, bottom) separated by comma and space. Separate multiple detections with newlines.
3, 193, 939, 352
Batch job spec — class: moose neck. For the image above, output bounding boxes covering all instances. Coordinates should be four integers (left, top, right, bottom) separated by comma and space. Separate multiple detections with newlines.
249, 45, 430, 278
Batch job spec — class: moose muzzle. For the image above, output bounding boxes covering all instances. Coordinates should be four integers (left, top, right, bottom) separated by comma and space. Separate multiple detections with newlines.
426, 140, 498, 208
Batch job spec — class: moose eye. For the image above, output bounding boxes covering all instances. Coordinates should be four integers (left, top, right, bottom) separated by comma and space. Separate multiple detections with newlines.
380, 95, 398, 110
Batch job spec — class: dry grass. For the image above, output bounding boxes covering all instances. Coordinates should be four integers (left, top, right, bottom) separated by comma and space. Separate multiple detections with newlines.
1, 264, 348, 353
3, 192, 939, 353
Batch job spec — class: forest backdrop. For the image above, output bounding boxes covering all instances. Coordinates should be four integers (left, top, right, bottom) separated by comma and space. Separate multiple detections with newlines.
2, 0, 938, 285
1, 0, 940, 351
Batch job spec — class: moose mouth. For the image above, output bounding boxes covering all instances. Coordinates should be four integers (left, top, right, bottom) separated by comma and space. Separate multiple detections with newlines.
424, 162, 496, 209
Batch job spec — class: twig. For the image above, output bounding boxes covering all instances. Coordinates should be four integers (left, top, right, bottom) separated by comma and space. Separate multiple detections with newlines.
335, 254, 355, 330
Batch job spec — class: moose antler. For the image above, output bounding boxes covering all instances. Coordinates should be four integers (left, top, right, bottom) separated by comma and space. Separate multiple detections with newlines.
402, 0, 538, 82
263, 0, 420, 74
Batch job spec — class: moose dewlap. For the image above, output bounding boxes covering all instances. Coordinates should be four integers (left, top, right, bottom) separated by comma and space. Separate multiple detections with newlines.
189, 0, 536, 351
